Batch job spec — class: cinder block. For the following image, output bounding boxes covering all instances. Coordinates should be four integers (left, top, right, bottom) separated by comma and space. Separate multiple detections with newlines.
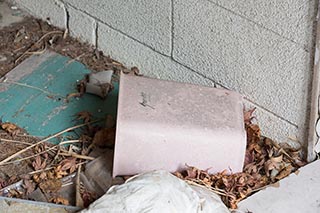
68, 6, 96, 45
238, 160, 320, 213
243, 100, 299, 148
97, 22, 300, 146
15, 0, 66, 29
113, 74, 247, 177
97, 22, 215, 87
212, 0, 316, 50
173, 0, 311, 128
65, 0, 172, 55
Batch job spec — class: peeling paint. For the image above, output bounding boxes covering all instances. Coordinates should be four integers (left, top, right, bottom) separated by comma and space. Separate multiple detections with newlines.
41, 105, 68, 127
0, 51, 118, 138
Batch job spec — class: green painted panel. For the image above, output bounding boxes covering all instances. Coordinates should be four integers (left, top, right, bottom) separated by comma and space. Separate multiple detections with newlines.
0, 52, 118, 141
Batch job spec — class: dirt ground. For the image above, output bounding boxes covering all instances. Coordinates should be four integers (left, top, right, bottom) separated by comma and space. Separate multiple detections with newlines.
0, 131, 36, 179
0, 15, 308, 209
0, 17, 128, 77
0, 15, 125, 173
0, 16, 125, 205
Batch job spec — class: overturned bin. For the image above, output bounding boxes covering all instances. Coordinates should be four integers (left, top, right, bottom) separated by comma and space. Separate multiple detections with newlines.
113, 74, 246, 177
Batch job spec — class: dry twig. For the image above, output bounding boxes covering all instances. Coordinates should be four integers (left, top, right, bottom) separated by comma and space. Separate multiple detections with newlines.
0, 121, 99, 165
1, 79, 64, 99
59, 152, 94, 161
0, 138, 33, 146
0, 140, 80, 166
75, 164, 83, 207
15, 30, 63, 63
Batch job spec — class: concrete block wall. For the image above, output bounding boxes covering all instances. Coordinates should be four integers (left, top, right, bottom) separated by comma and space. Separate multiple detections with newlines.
13, 0, 318, 149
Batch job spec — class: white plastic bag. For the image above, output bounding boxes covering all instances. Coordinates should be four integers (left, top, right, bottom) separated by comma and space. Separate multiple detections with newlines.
80, 170, 229, 213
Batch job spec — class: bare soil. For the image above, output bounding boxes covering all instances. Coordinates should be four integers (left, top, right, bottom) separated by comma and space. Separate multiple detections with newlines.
0, 16, 127, 77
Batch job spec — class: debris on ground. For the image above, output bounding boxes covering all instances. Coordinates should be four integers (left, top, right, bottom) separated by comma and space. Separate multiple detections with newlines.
237, 159, 320, 213
0, 17, 129, 77
0, 17, 125, 207
77, 70, 114, 99
0, 72, 307, 210
0, 14, 309, 211
80, 170, 230, 213
0, 112, 117, 207
175, 108, 307, 209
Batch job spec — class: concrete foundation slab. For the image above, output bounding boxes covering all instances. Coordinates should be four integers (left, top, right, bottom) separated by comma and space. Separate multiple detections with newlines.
238, 160, 320, 213
0, 196, 79, 212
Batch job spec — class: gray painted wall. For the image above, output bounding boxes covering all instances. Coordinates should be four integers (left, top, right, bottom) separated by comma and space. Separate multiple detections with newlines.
13, 0, 318, 148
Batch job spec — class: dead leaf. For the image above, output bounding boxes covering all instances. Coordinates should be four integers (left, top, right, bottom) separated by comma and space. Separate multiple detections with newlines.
8, 189, 23, 198
32, 156, 46, 171
92, 128, 115, 147
174, 117, 305, 209
276, 165, 293, 180
66, 92, 81, 102
7, 175, 18, 185
244, 150, 254, 165
98, 83, 114, 99
123, 66, 142, 76
47, 171, 55, 180
39, 179, 62, 193
23, 179, 35, 195
32, 174, 41, 183
186, 166, 198, 179
246, 124, 261, 144
105, 115, 115, 128
14, 27, 26, 43
0, 177, 7, 189
271, 182, 280, 188
33, 172, 48, 183
50, 196, 69, 205
76, 111, 92, 123
54, 165, 68, 179
131, 66, 142, 76
81, 189, 96, 208
1, 122, 20, 136
39, 172, 47, 180
244, 108, 256, 125
59, 157, 77, 173
271, 155, 283, 164
77, 77, 88, 95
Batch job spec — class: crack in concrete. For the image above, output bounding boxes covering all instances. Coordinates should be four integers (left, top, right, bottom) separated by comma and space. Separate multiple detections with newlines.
94, 21, 98, 48
170, 0, 174, 58
65, 5, 70, 31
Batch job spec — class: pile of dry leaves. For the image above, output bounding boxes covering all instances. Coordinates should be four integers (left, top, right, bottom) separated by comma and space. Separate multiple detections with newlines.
175, 108, 307, 209
0, 101, 307, 209
0, 111, 116, 207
